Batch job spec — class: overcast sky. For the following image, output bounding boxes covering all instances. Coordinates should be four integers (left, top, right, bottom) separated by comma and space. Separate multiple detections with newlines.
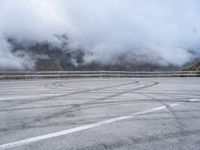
0, 0, 200, 69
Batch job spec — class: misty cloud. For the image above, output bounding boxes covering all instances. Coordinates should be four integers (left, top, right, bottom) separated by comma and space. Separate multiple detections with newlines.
0, 0, 200, 69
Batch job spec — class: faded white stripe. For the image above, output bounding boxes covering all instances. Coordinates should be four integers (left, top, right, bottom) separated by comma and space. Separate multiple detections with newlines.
0, 98, 198, 150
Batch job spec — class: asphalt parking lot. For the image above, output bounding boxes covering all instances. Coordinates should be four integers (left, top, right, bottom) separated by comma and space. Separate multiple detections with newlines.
0, 78, 200, 150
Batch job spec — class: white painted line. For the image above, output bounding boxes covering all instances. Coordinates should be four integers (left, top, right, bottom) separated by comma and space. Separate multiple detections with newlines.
134, 106, 167, 115
0, 99, 199, 150
0, 96, 39, 101
0, 94, 64, 101
170, 103, 180, 107
189, 99, 199, 102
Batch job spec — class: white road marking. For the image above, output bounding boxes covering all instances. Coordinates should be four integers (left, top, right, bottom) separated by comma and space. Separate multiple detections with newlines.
134, 106, 167, 115
0, 99, 199, 150
189, 99, 199, 102
0, 94, 65, 101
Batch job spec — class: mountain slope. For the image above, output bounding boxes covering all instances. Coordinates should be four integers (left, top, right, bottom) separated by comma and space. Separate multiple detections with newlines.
183, 61, 200, 71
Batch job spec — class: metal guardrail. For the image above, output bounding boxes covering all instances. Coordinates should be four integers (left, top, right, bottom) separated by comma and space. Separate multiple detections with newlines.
0, 71, 200, 80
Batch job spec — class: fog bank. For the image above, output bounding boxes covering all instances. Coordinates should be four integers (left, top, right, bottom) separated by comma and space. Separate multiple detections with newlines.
0, 0, 200, 69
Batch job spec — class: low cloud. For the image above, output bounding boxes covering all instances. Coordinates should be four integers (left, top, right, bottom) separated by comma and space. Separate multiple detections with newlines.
0, 0, 200, 69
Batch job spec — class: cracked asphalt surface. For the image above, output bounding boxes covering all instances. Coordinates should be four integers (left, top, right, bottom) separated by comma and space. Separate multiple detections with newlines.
0, 78, 200, 150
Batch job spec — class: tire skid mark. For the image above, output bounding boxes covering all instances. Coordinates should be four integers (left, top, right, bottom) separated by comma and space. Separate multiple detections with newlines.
1, 98, 199, 112
0, 81, 139, 108
13, 113, 200, 130
134, 92, 187, 147
77, 129, 200, 150
0, 81, 158, 133
34, 82, 158, 121
0, 80, 141, 132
